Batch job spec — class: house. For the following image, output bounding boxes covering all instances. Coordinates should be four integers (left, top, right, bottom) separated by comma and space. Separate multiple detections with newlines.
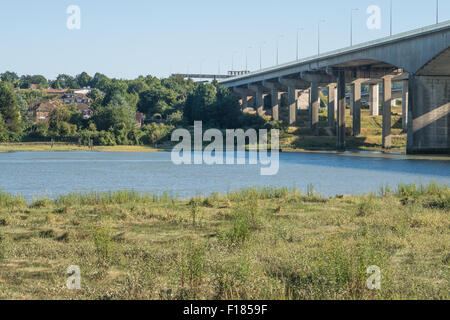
32, 100, 63, 121
135, 113, 144, 128
44, 88, 69, 95
77, 103, 93, 120
61, 93, 90, 104
74, 88, 91, 95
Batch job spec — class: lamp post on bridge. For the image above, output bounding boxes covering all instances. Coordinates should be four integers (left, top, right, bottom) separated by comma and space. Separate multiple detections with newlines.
231, 51, 238, 71
390, 0, 393, 36
259, 42, 266, 70
436, 0, 439, 24
245, 46, 252, 72
276, 35, 284, 65
317, 20, 325, 56
297, 28, 304, 61
350, 8, 359, 46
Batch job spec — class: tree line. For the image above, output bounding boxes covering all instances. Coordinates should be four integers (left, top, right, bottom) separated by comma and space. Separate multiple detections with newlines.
0, 72, 280, 146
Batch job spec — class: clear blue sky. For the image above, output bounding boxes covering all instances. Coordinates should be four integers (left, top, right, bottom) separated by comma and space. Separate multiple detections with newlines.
0, 0, 448, 79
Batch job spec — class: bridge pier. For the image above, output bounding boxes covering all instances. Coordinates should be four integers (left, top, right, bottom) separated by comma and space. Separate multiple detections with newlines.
279, 77, 310, 126
369, 83, 380, 116
327, 83, 337, 129
233, 87, 251, 111
271, 89, 281, 121
402, 80, 409, 131
382, 75, 394, 149
248, 84, 265, 117
288, 87, 297, 125
337, 71, 346, 151
310, 82, 320, 135
407, 75, 450, 154
351, 80, 362, 136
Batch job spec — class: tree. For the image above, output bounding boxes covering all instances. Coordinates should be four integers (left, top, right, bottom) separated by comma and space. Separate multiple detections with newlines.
15, 93, 30, 127
1, 71, 19, 83
53, 74, 77, 89
94, 94, 135, 131
0, 82, 22, 133
183, 83, 217, 124
90, 73, 110, 91
75, 72, 92, 88
48, 104, 81, 138
102, 80, 128, 106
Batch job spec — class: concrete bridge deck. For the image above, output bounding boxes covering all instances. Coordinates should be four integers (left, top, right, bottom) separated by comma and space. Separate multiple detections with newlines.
220, 21, 450, 154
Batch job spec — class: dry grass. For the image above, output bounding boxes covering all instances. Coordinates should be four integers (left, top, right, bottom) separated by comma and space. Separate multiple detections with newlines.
0, 184, 448, 300
0, 143, 163, 153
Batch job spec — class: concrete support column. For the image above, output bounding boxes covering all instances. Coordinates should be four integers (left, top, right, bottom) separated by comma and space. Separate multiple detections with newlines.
241, 95, 248, 110
349, 86, 354, 116
382, 75, 394, 149
402, 80, 409, 131
337, 71, 346, 150
407, 75, 450, 154
288, 86, 297, 125
351, 80, 362, 136
369, 84, 379, 116
310, 82, 320, 135
249, 85, 264, 117
255, 91, 264, 117
271, 89, 280, 121
327, 83, 336, 128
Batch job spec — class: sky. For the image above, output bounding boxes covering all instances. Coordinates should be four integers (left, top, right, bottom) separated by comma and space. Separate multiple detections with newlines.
0, 0, 448, 80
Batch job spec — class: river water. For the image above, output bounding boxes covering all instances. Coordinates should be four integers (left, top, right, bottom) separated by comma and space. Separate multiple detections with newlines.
0, 151, 449, 200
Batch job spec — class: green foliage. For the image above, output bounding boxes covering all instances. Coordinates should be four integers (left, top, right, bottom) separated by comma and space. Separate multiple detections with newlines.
0, 190, 27, 208
93, 225, 114, 263
178, 242, 206, 297
0, 82, 23, 137
189, 197, 201, 227
54, 189, 175, 207
3, 71, 284, 146
224, 199, 261, 247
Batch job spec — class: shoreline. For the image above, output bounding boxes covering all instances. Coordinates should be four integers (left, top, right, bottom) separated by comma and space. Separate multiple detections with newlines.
0, 184, 448, 300
1, 142, 449, 161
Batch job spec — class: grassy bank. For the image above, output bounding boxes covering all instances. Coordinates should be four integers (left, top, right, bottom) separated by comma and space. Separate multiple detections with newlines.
1, 106, 407, 154
0, 142, 163, 153
280, 106, 407, 152
0, 183, 448, 300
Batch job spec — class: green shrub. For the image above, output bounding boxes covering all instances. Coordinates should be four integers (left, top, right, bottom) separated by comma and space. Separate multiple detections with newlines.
93, 225, 114, 263
178, 242, 206, 298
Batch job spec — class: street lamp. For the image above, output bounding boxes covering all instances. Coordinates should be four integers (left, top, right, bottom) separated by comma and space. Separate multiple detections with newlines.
297, 28, 304, 60
259, 42, 266, 70
231, 51, 238, 71
276, 35, 284, 65
245, 46, 252, 72
350, 8, 359, 46
317, 20, 325, 56
436, 0, 439, 24
390, 0, 393, 36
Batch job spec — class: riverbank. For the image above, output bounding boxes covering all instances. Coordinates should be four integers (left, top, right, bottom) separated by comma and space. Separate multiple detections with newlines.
0, 142, 163, 153
0, 183, 448, 300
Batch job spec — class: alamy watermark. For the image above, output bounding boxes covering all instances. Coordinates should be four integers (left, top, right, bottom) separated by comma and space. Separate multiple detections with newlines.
366, 265, 381, 290
66, 5, 81, 30
366, 5, 381, 30
171, 121, 280, 176
66, 265, 81, 290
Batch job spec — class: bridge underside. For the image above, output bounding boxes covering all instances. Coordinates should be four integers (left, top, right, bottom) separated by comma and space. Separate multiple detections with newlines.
408, 47, 450, 154
221, 23, 450, 154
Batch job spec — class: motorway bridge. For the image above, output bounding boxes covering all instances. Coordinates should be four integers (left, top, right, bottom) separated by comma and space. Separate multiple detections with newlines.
220, 21, 450, 154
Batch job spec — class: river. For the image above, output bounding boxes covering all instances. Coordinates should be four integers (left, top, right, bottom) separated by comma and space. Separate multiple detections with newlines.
0, 151, 449, 200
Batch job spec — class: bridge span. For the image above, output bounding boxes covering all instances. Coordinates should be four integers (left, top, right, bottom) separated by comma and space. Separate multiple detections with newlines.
220, 21, 450, 154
